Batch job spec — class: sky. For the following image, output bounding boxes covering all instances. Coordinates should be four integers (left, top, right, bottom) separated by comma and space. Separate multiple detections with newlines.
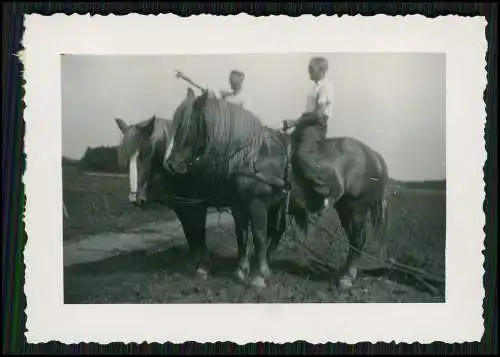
61, 53, 445, 181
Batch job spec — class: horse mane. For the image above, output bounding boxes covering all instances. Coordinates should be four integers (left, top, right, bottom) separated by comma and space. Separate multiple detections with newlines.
118, 116, 172, 167
199, 95, 268, 176
172, 95, 196, 148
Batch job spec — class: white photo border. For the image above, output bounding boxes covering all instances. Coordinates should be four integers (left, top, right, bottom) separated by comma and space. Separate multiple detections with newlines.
23, 14, 486, 344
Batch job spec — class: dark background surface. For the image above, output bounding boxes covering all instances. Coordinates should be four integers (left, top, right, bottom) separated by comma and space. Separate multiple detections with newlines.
2, 1, 497, 355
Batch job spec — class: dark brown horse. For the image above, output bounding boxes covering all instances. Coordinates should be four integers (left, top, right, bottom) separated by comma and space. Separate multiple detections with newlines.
114, 105, 286, 285
165, 89, 390, 288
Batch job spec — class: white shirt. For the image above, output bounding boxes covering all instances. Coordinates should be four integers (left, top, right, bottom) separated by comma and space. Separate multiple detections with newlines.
305, 79, 334, 119
224, 89, 251, 108
209, 88, 252, 111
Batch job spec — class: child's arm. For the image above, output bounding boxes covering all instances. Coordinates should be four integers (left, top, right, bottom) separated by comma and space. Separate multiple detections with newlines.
284, 109, 324, 129
174, 71, 237, 101
175, 71, 206, 92
219, 90, 233, 99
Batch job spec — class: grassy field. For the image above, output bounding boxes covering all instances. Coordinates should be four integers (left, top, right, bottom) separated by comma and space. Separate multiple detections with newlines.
63, 166, 175, 241
63, 166, 446, 303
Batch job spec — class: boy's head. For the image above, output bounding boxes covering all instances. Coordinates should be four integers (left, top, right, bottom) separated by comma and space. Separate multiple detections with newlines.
308, 57, 329, 82
229, 70, 245, 91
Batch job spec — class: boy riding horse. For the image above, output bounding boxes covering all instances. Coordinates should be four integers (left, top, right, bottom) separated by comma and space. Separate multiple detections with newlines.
284, 57, 339, 216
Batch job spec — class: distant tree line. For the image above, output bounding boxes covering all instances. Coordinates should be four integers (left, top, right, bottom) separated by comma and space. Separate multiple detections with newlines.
61, 156, 79, 167
63, 146, 126, 173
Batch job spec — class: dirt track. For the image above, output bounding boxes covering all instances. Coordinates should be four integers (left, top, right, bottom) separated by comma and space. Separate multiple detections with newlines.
64, 206, 444, 304
64, 211, 233, 267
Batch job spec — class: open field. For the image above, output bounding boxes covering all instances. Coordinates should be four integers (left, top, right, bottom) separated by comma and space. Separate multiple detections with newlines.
63, 166, 175, 241
63, 166, 446, 303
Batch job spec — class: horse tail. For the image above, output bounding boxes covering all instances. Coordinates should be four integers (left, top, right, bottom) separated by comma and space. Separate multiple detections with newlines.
370, 152, 390, 236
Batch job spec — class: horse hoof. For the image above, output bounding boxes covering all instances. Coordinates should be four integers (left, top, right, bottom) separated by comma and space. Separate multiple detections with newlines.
234, 268, 247, 282
338, 276, 353, 289
196, 267, 209, 279
251, 276, 267, 289
259, 266, 272, 279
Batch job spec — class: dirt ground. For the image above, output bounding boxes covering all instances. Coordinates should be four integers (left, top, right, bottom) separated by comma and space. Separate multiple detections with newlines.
63, 168, 446, 304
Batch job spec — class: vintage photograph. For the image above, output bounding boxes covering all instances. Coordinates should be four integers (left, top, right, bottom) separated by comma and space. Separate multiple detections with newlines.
61, 53, 446, 304
23, 14, 485, 343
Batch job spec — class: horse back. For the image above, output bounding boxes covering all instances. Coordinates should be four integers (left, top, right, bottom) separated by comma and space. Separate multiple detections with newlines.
320, 137, 389, 196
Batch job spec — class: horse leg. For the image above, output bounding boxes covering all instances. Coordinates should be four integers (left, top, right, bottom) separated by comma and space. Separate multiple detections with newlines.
266, 205, 285, 262
336, 199, 369, 289
248, 198, 272, 288
175, 206, 209, 279
231, 205, 251, 281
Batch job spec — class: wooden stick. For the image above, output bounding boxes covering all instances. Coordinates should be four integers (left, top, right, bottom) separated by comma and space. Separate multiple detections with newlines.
388, 258, 445, 284
174, 70, 206, 92
411, 273, 440, 295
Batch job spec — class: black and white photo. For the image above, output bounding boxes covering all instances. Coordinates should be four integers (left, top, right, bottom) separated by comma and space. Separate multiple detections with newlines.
23, 14, 486, 344
61, 52, 446, 304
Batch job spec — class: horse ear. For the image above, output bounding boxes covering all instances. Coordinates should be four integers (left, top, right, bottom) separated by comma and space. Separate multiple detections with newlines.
140, 116, 156, 138
186, 87, 195, 99
115, 118, 128, 134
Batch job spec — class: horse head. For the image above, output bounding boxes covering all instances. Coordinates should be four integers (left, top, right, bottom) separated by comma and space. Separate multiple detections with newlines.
115, 115, 171, 206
